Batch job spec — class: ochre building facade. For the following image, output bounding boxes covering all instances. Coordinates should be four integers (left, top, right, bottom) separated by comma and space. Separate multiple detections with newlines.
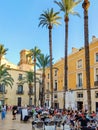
45, 36, 98, 112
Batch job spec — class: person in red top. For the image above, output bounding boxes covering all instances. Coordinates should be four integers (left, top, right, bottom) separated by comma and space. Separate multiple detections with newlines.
62, 108, 66, 115
91, 111, 96, 117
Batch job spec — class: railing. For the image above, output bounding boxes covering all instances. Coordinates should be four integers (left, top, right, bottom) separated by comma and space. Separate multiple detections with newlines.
46, 94, 50, 98
46, 89, 50, 93
54, 88, 57, 91
16, 90, 24, 94
28, 91, 34, 95
0, 90, 7, 94
94, 81, 98, 86
76, 84, 83, 89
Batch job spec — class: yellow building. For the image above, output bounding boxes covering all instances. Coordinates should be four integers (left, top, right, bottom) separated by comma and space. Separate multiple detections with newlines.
0, 49, 41, 107
45, 36, 98, 112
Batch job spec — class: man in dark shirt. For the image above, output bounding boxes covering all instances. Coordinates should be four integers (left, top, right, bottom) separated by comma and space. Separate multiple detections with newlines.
79, 115, 89, 130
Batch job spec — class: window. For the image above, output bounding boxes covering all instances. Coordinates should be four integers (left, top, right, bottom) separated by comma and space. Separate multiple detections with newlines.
95, 92, 98, 98
54, 94, 58, 98
0, 84, 5, 92
18, 74, 22, 80
77, 73, 82, 87
96, 68, 98, 81
48, 73, 49, 79
54, 70, 57, 76
77, 93, 83, 98
46, 94, 49, 98
18, 85, 23, 93
96, 53, 98, 62
47, 82, 49, 91
77, 59, 82, 68
94, 68, 98, 86
29, 87, 33, 94
54, 80, 57, 91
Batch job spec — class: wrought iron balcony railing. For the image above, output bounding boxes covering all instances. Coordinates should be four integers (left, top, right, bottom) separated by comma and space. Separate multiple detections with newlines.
0, 90, 7, 94
94, 81, 98, 86
28, 91, 34, 95
46, 89, 50, 93
76, 84, 83, 89
16, 90, 24, 94
54, 88, 57, 91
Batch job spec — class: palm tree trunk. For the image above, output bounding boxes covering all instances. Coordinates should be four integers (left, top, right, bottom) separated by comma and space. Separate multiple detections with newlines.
42, 73, 45, 107
0, 57, 1, 65
48, 26, 53, 108
34, 60, 36, 107
29, 87, 31, 106
63, 16, 69, 109
82, 0, 91, 114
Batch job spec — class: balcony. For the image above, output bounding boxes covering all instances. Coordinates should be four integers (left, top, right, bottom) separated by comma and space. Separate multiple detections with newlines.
54, 88, 57, 91
46, 89, 50, 93
76, 84, 83, 89
54, 95, 58, 99
28, 91, 34, 95
95, 93, 98, 98
0, 90, 7, 94
16, 90, 24, 95
94, 81, 98, 87
46, 94, 50, 99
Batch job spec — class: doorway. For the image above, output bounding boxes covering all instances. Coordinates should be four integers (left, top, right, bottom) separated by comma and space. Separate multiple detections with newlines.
54, 102, 59, 109
96, 102, 98, 112
17, 97, 21, 106
77, 101, 83, 110
29, 98, 32, 106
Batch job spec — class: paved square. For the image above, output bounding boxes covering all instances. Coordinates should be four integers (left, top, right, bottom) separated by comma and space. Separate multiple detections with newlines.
0, 111, 32, 130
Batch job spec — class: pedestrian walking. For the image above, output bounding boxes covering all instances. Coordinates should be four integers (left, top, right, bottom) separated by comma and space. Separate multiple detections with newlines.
12, 105, 17, 120
1, 105, 6, 120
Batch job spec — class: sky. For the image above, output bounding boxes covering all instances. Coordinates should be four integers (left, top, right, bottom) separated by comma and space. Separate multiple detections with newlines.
0, 0, 98, 65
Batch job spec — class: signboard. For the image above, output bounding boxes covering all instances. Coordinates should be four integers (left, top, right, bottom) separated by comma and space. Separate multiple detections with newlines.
65, 91, 76, 110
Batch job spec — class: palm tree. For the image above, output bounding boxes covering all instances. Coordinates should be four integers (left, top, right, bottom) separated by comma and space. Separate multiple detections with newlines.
82, 0, 91, 114
0, 44, 8, 65
37, 53, 50, 107
17, 71, 34, 106
39, 8, 61, 108
24, 71, 34, 105
55, 0, 82, 109
27, 46, 41, 106
0, 64, 14, 104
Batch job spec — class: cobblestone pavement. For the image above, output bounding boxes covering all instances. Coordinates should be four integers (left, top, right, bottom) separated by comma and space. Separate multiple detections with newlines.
0, 111, 33, 130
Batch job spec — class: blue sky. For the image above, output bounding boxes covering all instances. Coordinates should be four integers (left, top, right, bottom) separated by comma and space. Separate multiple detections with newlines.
0, 0, 98, 65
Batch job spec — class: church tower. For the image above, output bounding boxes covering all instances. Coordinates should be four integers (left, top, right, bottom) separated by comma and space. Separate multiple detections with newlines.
18, 49, 34, 71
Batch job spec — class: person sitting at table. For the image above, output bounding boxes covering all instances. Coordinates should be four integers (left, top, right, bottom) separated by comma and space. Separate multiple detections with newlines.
79, 115, 89, 130
49, 113, 54, 121
36, 113, 41, 121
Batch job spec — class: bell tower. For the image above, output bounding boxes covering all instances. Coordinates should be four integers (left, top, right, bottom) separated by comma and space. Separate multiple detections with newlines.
18, 49, 34, 71
19, 49, 32, 65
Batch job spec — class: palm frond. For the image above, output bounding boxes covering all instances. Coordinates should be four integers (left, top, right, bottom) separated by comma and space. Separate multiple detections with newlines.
39, 8, 61, 28
55, 0, 82, 17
